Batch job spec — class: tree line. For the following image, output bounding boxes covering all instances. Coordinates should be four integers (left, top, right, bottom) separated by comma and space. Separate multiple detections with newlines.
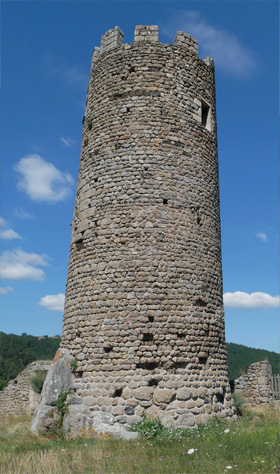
0, 332, 279, 390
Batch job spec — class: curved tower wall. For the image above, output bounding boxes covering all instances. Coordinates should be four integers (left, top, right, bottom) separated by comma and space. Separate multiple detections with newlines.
61, 25, 234, 430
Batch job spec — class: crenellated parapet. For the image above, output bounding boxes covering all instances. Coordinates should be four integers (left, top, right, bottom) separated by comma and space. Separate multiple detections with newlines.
91, 25, 212, 66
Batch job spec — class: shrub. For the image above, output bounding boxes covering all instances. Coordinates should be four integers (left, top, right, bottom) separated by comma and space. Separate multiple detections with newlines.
232, 391, 246, 416
30, 370, 47, 394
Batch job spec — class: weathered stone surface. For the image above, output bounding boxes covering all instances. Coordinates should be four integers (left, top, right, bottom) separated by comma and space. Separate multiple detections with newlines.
234, 361, 273, 406
177, 413, 195, 427
32, 349, 74, 434
153, 389, 176, 404
177, 388, 191, 400
0, 360, 51, 417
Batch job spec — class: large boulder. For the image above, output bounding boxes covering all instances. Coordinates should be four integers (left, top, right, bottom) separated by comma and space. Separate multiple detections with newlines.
32, 348, 74, 434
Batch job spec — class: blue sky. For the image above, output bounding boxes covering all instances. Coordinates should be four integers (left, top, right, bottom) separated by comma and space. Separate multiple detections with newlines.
1, 1, 279, 353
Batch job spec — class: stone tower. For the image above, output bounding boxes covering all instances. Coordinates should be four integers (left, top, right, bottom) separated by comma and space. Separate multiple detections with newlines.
33, 26, 235, 437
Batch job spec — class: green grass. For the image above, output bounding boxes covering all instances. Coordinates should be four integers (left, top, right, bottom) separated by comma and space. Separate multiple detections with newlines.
0, 406, 279, 474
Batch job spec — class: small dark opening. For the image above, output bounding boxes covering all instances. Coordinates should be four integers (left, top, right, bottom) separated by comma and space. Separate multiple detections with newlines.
177, 333, 185, 339
148, 316, 154, 323
148, 379, 159, 387
104, 346, 113, 353
113, 388, 123, 397
216, 390, 225, 404
75, 239, 83, 251
143, 333, 153, 342
94, 177, 98, 183
229, 380, 235, 393
163, 198, 168, 205
172, 361, 187, 369
202, 103, 210, 127
76, 371, 84, 378
196, 298, 207, 307
136, 362, 158, 370
144, 166, 149, 171
197, 215, 201, 225
84, 138, 88, 147
199, 357, 207, 365
129, 66, 136, 73
94, 220, 98, 227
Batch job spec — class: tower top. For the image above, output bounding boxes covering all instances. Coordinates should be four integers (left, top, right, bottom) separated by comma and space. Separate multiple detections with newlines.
91, 25, 213, 67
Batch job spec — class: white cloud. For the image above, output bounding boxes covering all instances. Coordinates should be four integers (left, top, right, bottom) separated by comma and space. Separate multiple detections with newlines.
0, 217, 6, 227
0, 248, 49, 281
224, 291, 280, 309
14, 154, 74, 203
14, 207, 34, 220
0, 229, 22, 240
0, 286, 14, 295
39, 293, 65, 312
162, 10, 257, 76
0, 217, 22, 239
60, 136, 75, 148
256, 231, 268, 242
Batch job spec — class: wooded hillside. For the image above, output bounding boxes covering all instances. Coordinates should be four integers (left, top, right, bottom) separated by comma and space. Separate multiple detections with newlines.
0, 332, 279, 390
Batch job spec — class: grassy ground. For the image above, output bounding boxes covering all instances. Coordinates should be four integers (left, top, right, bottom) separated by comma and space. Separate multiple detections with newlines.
0, 405, 279, 474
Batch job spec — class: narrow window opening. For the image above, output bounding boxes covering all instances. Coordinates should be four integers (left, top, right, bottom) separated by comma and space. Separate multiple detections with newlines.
197, 215, 202, 225
148, 379, 159, 387
113, 388, 123, 397
163, 198, 168, 205
84, 138, 89, 147
201, 100, 211, 131
148, 316, 154, 323
94, 177, 98, 183
199, 357, 207, 365
94, 220, 98, 227
143, 333, 153, 342
76, 370, 84, 378
177, 333, 185, 339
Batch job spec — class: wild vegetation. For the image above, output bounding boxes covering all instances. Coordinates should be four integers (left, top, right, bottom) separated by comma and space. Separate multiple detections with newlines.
0, 405, 279, 474
0, 332, 60, 390
0, 332, 279, 391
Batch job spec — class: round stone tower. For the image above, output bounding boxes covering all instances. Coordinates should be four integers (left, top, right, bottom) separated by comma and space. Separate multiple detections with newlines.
33, 26, 235, 437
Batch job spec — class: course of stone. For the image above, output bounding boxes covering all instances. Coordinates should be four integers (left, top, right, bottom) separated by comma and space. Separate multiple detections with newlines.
33, 25, 236, 437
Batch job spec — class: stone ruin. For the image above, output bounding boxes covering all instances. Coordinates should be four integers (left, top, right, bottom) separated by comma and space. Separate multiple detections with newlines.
233, 360, 273, 406
32, 25, 236, 438
0, 361, 51, 417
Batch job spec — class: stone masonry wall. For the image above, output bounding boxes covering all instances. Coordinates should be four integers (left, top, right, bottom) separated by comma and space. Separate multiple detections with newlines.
0, 361, 51, 416
35, 25, 235, 436
234, 360, 273, 405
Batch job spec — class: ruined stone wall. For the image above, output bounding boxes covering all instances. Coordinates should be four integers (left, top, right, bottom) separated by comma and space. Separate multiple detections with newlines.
234, 360, 273, 405
41, 25, 235, 435
0, 361, 51, 416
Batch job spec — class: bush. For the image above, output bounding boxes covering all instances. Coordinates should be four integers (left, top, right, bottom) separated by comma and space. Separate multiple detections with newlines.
232, 391, 246, 416
30, 370, 47, 394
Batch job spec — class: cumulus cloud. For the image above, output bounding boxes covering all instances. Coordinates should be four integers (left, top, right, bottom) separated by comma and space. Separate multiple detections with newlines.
0, 248, 49, 281
39, 293, 65, 312
162, 11, 257, 76
14, 154, 74, 203
0, 217, 22, 240
0, 286, 14, 295
0, 229, 22, 240
60, 136, 75, 148
224, 291, 280, 309
256, 231, 268, 242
